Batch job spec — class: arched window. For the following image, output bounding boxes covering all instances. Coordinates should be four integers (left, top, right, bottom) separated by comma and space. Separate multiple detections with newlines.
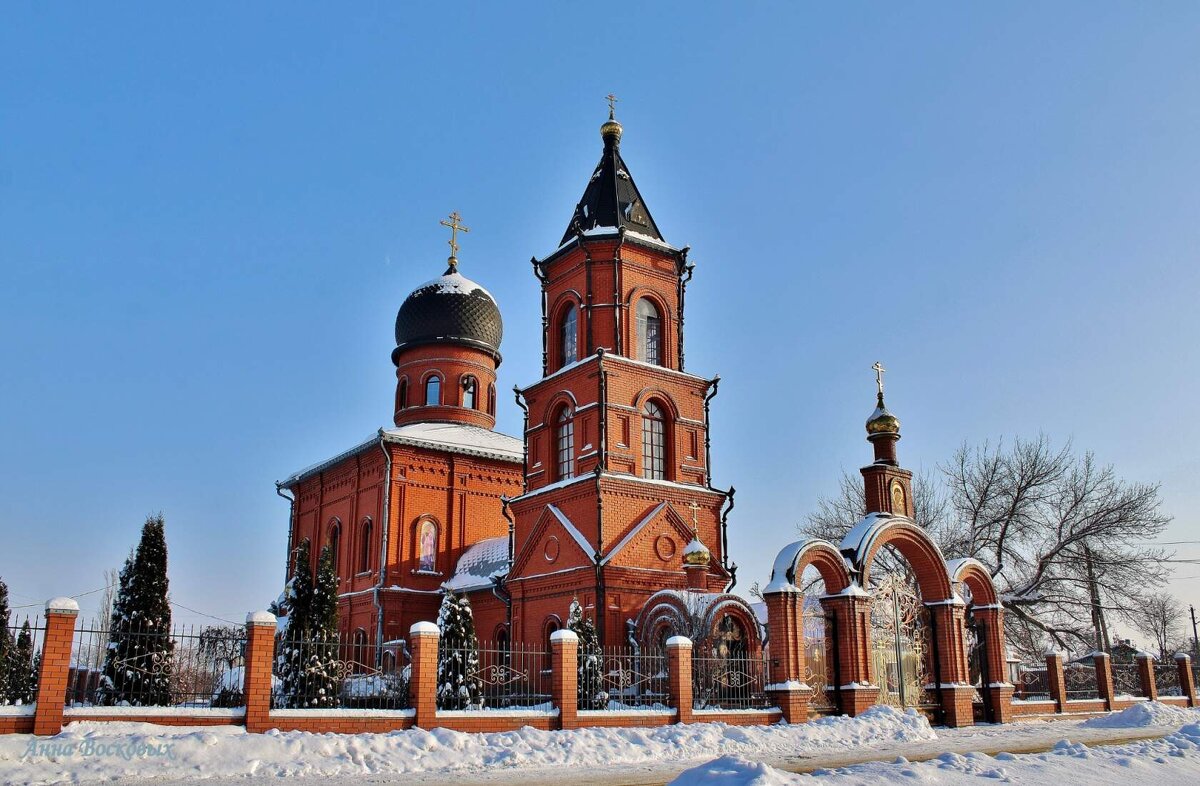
636, 298, 662, 366
642, 400, 666, 480
397, 377, 409, 410
424, 375, 441, 406
542, 616, 562, 672
382, 650, 397, 674
358, 518, 372, 573
487, 383, 497, 417
560, 303, 578, 367
327, 522, 341, 578
352, 629, 367, 672
417, 518, 437, 572
461, 375, 477, 409
495, 626, 511, 667
555, 407, 575, 480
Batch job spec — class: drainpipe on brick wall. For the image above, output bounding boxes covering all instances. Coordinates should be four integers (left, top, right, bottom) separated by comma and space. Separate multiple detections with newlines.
374, 430, 392, 666
579, 232, 596, 355
275, 482, 295, 579
532, 255, 549, 376
594, 466, 606, 644
513, 386, 529, 492
677, 247, 693, 371
703, 376, 720, 489
597, 348, 608, 471
613, 230, 625, 357
720, 486, 736, 580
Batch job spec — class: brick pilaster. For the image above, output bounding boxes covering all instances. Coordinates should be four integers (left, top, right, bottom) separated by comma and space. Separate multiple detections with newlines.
243, 611, 277, 733
971, 606, 1011, 723
550, 629, 578, 730
928, 602, 974, 728
769, 685, 812, 724
667, 636, 693, 724
1093, 652, 1115, 711
1136, 653, 1157, 701
1045, 652, 1067, 713
33, 597, 79, 736
820, 592, 879, 716
1176, 654, 1196, 707
409, 622, 439, 728
763, 590, 804, 686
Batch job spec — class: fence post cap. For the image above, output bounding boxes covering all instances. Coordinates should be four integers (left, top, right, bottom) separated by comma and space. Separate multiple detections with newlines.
246, 610, 277, 626
1135, 651, 1157, 661
1174, 652, 1192, 662
666, 635, 693, 648
549, 629, 578, 644
1043, 649, 1065, 660
46, 596, 80, 614
410, 621, 439, 636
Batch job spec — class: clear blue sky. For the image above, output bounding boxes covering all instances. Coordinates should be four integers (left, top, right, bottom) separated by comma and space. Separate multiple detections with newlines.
2, 4, 1198, 642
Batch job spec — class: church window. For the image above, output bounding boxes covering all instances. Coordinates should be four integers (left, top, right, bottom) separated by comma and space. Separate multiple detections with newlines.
424, 375, 441, 406
382, 650, 397, 674
327, 522, 341, 579
417, 518, 437, 572
642, 400, 666, 480
461, 375, 477, 409
555, 407, 575, 480
352, 629, 367, 672
542, 616, 562, 672
636, 298, 662, 365
358, 518, 372, 573
560, 304, 578, 367
487, 383, 496, 416
397, 378, 409, 410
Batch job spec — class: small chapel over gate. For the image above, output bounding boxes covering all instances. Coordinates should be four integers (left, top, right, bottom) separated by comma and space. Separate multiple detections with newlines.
278, 108, 761, 660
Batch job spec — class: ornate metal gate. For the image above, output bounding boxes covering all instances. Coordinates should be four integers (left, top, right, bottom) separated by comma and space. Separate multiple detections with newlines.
870, 572, 935, 708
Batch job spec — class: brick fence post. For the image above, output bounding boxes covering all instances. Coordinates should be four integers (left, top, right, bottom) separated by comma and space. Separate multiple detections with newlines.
409, 622, 439, 728
1093, 652, 1115, 711
667, 636, 693, 725
1176, 654, 1196, 707
33, 597, 79, 736
243, 611, 277, 733
1044, 651, 1067, 713
550, 629, 578, 730
763, 589, 811, 724
1136, 653, 1158, 701
820, 592, 879, 717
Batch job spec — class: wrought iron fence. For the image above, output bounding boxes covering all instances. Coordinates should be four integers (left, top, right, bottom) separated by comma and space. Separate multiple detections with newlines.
1016, 666, 1049, 700
802, 610, 835, 711
69, 618, 246, 708
2, 614, 43, 706
435, 640, 548, 710
578, 644, 668, 710
1154, 663, 1182, 697
1111, 662, 1142, 697
692, 652, 772, 710
272, 634, 410, 710
1062, 662, 1099, 700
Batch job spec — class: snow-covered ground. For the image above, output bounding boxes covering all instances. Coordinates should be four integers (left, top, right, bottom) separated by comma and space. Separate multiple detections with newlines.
1, 703, 1197, 786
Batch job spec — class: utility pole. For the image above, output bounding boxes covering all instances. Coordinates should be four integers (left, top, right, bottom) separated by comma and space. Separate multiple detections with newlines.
1191, 605, 1199, 660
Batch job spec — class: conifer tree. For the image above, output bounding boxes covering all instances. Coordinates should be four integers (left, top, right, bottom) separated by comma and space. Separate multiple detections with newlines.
100, 514, 173, 706
569, 598, 605, 709
436, 590, 480, 709
275, 539, 314, 708
302, 544, 341, 708
0, 579, 12, 704
7, 622, 38, 705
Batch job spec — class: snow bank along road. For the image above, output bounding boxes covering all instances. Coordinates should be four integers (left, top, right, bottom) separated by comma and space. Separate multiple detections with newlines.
1, 702, 1197, 786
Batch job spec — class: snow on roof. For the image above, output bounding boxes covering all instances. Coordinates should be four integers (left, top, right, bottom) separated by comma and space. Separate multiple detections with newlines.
411, 271, 495, 301
383, 422, 523, 463
443, 536, 510, 593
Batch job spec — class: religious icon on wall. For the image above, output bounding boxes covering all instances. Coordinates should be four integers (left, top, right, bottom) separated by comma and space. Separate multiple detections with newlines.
418, 519, 437, 572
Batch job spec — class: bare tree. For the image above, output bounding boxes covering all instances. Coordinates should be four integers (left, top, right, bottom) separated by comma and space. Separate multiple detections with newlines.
802, 435, 1172, 661
1136, 592, 1185, 660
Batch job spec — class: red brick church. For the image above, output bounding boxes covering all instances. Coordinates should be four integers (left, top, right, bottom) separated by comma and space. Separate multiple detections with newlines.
278, 109, 761, 662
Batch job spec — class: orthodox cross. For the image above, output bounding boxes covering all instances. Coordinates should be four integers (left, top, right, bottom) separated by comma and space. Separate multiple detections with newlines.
606, 93, 619, 119
872, 361, 886, 400
686, 500, 701, 533
439, 211, 469, 268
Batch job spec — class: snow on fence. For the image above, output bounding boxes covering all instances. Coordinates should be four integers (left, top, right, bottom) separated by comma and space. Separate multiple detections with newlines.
578, 644, 669, 710
692, 652, 772, 711
68, 618, 246, 708
1155, 662, 1182, 697
272, 635, 410, 710
1063, 661, 1100, 700
1111, 662, 1142, 697
437, 640, 548, 710
1, 613, 42, 707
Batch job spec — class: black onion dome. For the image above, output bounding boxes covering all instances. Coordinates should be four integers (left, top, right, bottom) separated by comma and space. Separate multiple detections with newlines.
392, 267, 503, 365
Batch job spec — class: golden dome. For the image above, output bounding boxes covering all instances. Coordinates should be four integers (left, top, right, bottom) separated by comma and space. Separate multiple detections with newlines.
866, 403, 900, 435
682, 537, 710, 567
600, 117, 623, 144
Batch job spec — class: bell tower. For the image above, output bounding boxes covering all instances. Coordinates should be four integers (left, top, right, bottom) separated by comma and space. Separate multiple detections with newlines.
860, 362, 915, 518
505, 107, 733, 647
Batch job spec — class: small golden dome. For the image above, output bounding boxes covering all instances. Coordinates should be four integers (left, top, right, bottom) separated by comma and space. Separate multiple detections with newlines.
682, 537, 710, 567
600, 118, 623, 144
866, 403, 900, 436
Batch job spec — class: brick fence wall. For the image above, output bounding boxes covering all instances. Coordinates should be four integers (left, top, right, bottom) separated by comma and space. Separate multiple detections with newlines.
5, 599, 1195, 737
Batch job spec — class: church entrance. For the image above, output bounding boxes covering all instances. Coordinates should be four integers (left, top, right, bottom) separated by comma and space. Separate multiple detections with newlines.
870, 572, 935, 709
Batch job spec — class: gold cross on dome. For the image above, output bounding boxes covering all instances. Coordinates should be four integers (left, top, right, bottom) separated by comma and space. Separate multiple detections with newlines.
606, 93, 619, 119
439, 211, 470, 265
686, 500, 701, 531
872, 361, 886, 399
